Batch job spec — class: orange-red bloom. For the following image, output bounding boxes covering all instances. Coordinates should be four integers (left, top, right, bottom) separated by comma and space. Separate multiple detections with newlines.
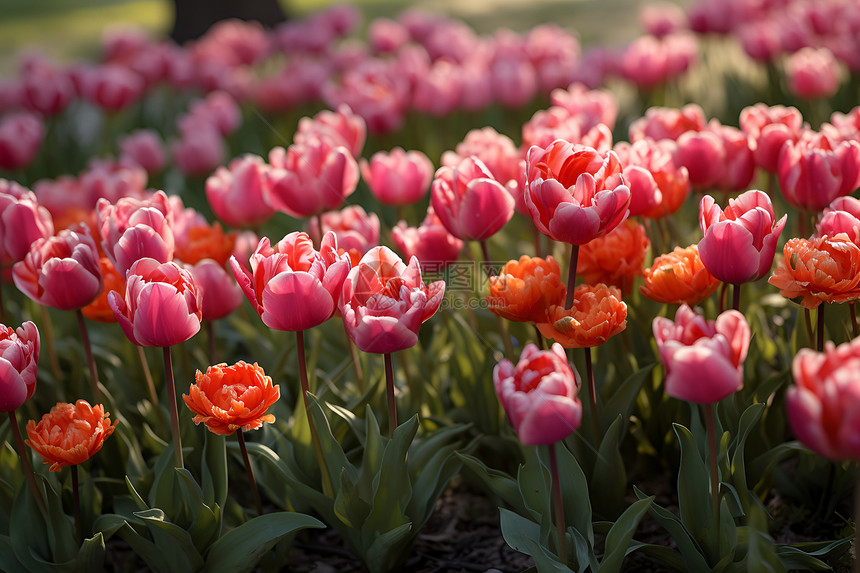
82, 256, 125, 323
537, 284, 627, 348
577, 219, 650, 295
174, 222, 237, 267
25, 400, 116, 472
768, 234, 860, 309
487, 255, 566, 323
183, 361, 280, 435
640, 245, 720, 306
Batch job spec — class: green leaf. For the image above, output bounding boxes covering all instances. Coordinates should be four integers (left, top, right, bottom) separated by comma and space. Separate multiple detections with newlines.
499, 508, 575, 573
741, 506, 784, 573
591, 415, 628, 520
553, 445, 593, 546
624, 542, 686, 571
10, 478, 54, 573
73, 533, 106, 573
406, 440, 462, 528
175, 469, 221, 553
634, 486, 710, 572
456, 453, 522, 513
202, 432, 227, 511
729, 403, 765, 516
203, 512, 324, 573
673, 423, 717, 560
597, 496, 653, 573
94, 517, 173, 572
0, 534, 24, 573
363, 522, 413, 573
776, 538, 851, 571
604, 364, 655, 425
135, 509, 205, 572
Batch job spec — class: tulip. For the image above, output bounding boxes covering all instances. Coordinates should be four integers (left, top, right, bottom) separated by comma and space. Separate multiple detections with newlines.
525, 24, 580, 93
786, 337, 860, 461
339, 246, 445, 354
522, 107, 614, 154
431, 156, 515, 242
494, 343, 582, 446
537, 284, 627, 348
79, 158, 148, 206
628, 103, 706, 143
230, 231, 351, 332
13, 225, 103, 311
21, 63, 75, 116
785, 47, 841, 100
577, 219, 650, 295
653, 304, 750, 404
79, 64, 145, 112
294, 104, 366, 159
0, 321, 39, 413
614, 138, 690, 219
0, 111, 44, 171
204, 154, 276, 230
308, 205, 379, 257
360, 147, 434, 207
82, 256, 125, 323
181, 90, 241, 137
25, 400, 116, 472
740, 104, 804, 173
97, 190, 175, 276
390, 206, 464, 273
173, 216, 237, 268
698, 189, 787, 285
640, 245, 720, 306
487, 255, 566, 323
171, 123, 227, 178
108, 258, 202, 347
817, 196, 860, 245
777, 134, 860, 213
0, 183, 54, 268
189, 259, 244, 322
118, 129, 166, 174
412, 59, 462, 117
442, 127, 521, 188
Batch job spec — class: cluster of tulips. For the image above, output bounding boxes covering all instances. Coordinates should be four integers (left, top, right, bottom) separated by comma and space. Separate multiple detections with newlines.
2, 0, 860, 571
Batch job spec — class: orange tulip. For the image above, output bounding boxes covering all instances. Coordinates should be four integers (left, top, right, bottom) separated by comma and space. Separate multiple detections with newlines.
537, 284, 627, 348
577, 219, 650, 295
174, 222, 237, 267
640, 245, 720, 306
183, 361, 280, 436
768, 234, 860, 309
25, 400, 116, 472
487, 255, 566, 323
82, 256, 125, 323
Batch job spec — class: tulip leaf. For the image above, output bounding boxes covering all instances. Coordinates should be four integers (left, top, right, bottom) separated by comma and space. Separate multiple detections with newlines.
202, 512, 324, 573
148, 444, 182, 513
518, 449, 552, 527
10, 478, 54, 573
740, 506, 784, 572
363, 522, 414, 573
552, 444, 593, 545
634, 486, 710, 572
673, 423, 717, 559
202, 432, 228, 511
0, 534, 25, 573
175, 469, 221, 553
308, 393, 358, 484
729, 403, 765, 515
135, 509, 206, 572
94, 516, 173, 573
623, 541, 686, 571
406, 440, 463, 529
604, 363, 655, 427
499, 508, 575, 573
455, 452, 523, 513
72, 533, 106, 573
597, 496, 653, 573
591, 415, 628, 520
775, 538, 851, 570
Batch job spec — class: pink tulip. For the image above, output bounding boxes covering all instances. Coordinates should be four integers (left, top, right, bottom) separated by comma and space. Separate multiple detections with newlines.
360, 147, 434, 207
777, 133, 860, 212
180, 91, 241, 137
339, 246, 445, 354
817, 196, 860, 245
267, 138, 359, 218
614, 138, 689, 219
787, 337, 860, 461
740, 104, 804, 173
13, 225, 103, 311
524, 24, 580, 93
0, 183, 54, 268
442, 127, 521, 188
79, 158, 148, 207
641, 2, 687, 37
171, 123, 226, 178
430, 156, 514, 242
21, 64, 76, 116
653, 305, 750, 404
294, 104, 366, 159
550, 83, 618, 131
738, 20, 784, 63
230, 231, 351, 332
32, 176, 91, 232
205, 154, 276, 228
322, 59, 411, 135
188, 259, 243, 321
698, 190, 787, 285
108, 258, 201, 347
412, 60, 462, 117
786, 47, 841, 100
119, 129, 166, 174
489, 53, 537, 110
368, 18, 410, 54
676, 120, 755, 192
628, 103, 706, 142
619, 35, 673, 89
391, 206, 464, 272
0, 111, 44, 171
0, 321, 39, 412
97, 190, 175, 276
524, 140, 630, 245
494, 342, 582, 446
79, 64, 145, 112
308, 205, 379, 257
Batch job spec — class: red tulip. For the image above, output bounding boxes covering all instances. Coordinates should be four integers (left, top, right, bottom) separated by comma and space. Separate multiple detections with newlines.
0, 321, 39, 413
339, 246, 445, 353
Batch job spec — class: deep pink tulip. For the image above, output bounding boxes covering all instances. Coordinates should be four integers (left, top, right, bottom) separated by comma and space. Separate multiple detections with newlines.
786, 47, 841, 100
13, 225, 103, 311
230, 231, 351, 332
777, 133, 860, 212
267, 139, 359, 218
308, 205, 379, 257
524, 140, 630, 245
339, 246, 445, 354
21, 64, 76, 116
108, 258, 201, 347
738, 20, 783, 63
494, 342, 582, 446
360, 147, 434, 207
711, 122, 756, 193
675, 129, 724, 190
0, 321, 39, 412
817, 196, 860, 245
97, 190, 175, 276
740, 104, 804, 173
0, 111, 44, 171
787, 337, 860, 461
0, 183, 54, 268
489, 53, 537, 110
653, 305, 750, 404
699, 190, 787, 285
619, 35, 673, 89
430, 156, 514, 242
79, 65, 145, 112
368, 18, 410, 54
294, 104, 366, 159
628, 103, 706, 142
205, 154, 276, 228
119, 129, 166, 175
188, 259, 243, 321
613, 140, 662, 217
391, 206, 464, 272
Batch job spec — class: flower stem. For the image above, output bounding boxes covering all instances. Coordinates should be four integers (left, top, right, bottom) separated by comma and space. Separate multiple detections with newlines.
136, 345, 160, 411
344, 325, 363, 391
315, 215, 325, 249
76, 310, 100, 402
547, 443, 568, 563
851, 302, 859, 339
804, 308, 814, 347
71, 464, 82, 546
704, 403, 720, 541
207, 321, 216, 365
162, 346, 184, 469
296, 330, 333, 497
533, 324, 546, 350
40, 305, 63, 383
731, 283, 741, 313
565, 244, 580, 310
532, 225, 543, 258
584, 347, 601, 448
384, 352, 398, 437
817, 304, 825, 352
8, 410, 47, 518
481, 240, 514, 358
236, 429, 263, 517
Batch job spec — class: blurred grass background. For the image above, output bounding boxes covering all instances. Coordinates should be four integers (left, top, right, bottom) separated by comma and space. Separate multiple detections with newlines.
0, 0, 683, 76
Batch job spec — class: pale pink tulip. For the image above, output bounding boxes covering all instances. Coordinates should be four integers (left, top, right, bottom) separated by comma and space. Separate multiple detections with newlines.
360, 147, 434, 207
0, 321, 39, 412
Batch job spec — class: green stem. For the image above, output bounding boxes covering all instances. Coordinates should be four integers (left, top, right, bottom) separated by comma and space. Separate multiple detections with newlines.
40, 305, 62, 384
237, 429, 263, 517
533, 323, 546, 350
344, 325, 363, 392
8, 410, 47, 518
71, 464, 82, 546
162, 346, 184, 468
817, 304, 825, 352
480, 240, 514, 358
732, 283, 741, 313
804, 308, 814, 347
385, 352, 398, 437
76, 310, 100, 402
548, 443, 568, 563
565, 244, 580, 310
297, 330, 333, 497
207, 321, 216, 365
704, 403, 720, 541
584, 347, 601, 448
851, 302, 859, 339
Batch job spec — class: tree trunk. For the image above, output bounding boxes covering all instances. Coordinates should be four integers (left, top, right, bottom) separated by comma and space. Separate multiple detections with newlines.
169, 0, 289, 45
